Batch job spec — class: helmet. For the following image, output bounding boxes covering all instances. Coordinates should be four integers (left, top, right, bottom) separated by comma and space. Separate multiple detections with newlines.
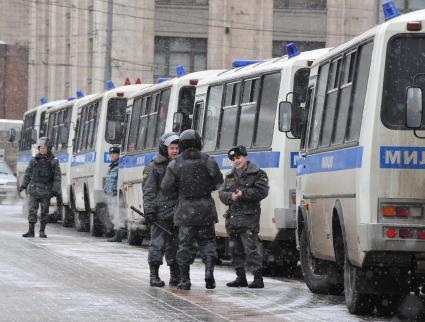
109, 146, 120, 154
159, 132, 179, 157
179, 129, 202, 151
37, 137, 51, 150
227, 145, 248, 160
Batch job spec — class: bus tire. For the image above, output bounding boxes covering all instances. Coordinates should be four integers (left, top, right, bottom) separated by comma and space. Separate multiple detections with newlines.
344, 254, 375, 314
61, 205, 74, 227
75, 211, 90, 232
90, 212, 104, 237
127, 228, 142, 246
299, 225, 343, 295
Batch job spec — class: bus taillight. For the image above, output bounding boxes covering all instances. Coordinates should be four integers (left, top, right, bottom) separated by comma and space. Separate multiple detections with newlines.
386, 227, 397, 238
399, 228, 413, 239
418, 230, 425, 240
407, 21, 422, 31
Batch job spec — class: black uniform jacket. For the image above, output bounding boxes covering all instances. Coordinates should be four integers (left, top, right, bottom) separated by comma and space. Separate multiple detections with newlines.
219, 161, 269, 231
161, 148, 223, 226
142, 153, 178, 222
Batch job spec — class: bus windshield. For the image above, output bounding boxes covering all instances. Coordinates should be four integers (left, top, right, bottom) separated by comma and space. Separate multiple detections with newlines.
106, 98, 127, 144
178, 86, 196, 131
382, 35, 425, 129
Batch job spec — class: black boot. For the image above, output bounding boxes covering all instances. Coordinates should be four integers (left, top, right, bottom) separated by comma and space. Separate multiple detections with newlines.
149, 263, 165, 287
177, 265, 191, 290
227, 267, 248, 287
107, 229, 123, 242
205, 257, 216, 289
169, 263, 180, 287
248, 269, 264, 289
22, 223, 35, 238
39, 221, 47, 238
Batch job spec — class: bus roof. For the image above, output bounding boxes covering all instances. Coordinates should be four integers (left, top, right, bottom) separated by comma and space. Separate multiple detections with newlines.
315, 9, 425, 65
0, 119, 23, 124
197, 48, 331, 87
24, 99, 67, 116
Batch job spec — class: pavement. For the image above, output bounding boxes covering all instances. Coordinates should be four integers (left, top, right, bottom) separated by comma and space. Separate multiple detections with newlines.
0, 203, 419, 322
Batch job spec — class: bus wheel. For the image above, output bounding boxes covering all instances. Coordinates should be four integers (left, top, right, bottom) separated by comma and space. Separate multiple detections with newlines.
90, 212, 104, 237
299, 225, 343, 295
75, 211, 90, 232
61, 205, 74, 227
127, 228, 142, 246
344, 255, 375, 314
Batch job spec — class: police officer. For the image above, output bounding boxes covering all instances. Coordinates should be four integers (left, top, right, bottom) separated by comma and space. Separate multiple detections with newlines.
161, 130, 223, 290
20, 137, 61, 238
219, 145, 269, 288
105, 146, 122, 242
143, 132, 180, 287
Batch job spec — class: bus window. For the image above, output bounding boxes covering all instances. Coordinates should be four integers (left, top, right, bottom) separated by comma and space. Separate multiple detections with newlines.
193, 101, 205, 134
145, 93, 159, 150
292, 69, 310, 139
81, 106, 90, 151
61, 107, 72, 150
127, 98, 142, 153
203, 85, 223, 152
178, 86, 196, 131
91, 102, 100, 149
155, 89, 171, 145
301, 85, 315, 151
218, 82, 241, 150
307, 63, 329, 150
346, 40, 373, 142
39, 111, 47, 137
20, 112, 36, 151
137, 96, 150, 150
122, 112, 130, 151
238, 78, 259, 147
254, 72, 281, 147
106, 98, 127, 145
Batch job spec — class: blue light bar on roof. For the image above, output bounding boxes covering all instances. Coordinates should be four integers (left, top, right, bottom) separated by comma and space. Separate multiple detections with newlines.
105, 80, 115, 90
76, 90, 84, 99
383, 1, 400, 21
287, 42, 300, 58
40, 97, 48, 105
176, 65, 186, 77
232, 60, 261, 68
157, 77, 171, 84
67, 97, 75, 101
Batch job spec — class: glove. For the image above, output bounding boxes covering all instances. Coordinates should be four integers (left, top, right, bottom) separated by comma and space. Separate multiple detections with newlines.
145, 212, 157, 224
19, 186, 25, 192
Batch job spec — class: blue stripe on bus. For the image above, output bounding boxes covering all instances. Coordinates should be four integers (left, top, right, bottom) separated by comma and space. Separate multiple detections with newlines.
290, 151, 299, 169
71, 151, 97, 166
380, 146, 425, 169
104, 152, 112, 164
297, 146, 363, 176
56, 152, 69, 163
17, 152, 33, 163
119, 152, 156, 168
212, 151, 280, 170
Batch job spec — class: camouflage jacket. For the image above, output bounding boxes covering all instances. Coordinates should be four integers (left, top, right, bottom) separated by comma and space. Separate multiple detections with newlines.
104, 159, 119, 196
21, 152, 62, 199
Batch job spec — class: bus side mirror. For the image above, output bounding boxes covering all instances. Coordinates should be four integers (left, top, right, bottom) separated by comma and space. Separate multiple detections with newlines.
8, 128, 16, 142
406, 86, 423, 129
278, 101, 292, 132
31, 129, 37, 144
173, 112, 183, 133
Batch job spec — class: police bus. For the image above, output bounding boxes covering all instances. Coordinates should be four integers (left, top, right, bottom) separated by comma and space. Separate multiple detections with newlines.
194, 48, 330, 273
118, 69, 223, 245
280, 4, 425, 315
15, 99, 66, 198
42, 93, 98, 226
70, 82, 151, 235
0, 119, 22, 174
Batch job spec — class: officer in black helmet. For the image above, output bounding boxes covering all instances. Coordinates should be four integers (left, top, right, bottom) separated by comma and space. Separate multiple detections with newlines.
161, 129, 223, 290
143, 132, 180, 287
20, 137, 61, 238
219, 145, 269, 288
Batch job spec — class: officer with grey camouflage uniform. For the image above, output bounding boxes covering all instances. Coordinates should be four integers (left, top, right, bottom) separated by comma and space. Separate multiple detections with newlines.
219, 145, 269, 288
20, 137, 61, 238
161, 130, 223, 290
143, 132, 180, 287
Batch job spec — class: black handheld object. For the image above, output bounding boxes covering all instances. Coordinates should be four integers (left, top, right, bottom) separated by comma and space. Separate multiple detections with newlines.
130, 206, 172, 236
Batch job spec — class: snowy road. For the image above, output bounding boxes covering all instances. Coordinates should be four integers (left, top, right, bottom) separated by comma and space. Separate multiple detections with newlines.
0, 203, 413, 321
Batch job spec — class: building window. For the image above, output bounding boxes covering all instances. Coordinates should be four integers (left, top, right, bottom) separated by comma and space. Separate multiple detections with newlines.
154, 37, 207, 80
274, 0, 326, 9
272, 41, 325, 58
156, 0, 208, 5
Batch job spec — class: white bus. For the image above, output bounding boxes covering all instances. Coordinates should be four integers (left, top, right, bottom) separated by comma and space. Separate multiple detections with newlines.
0, 119, 22, 174
194, 48, 330, 273
43, 94, 98, 226
280, 6, 425, 315
15, 99, 66, 198
118, 70, 223, 245
70, 83, 151, 235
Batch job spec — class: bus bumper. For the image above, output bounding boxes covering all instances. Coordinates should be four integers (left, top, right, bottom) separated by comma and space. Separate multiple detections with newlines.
274, 208, 296, 229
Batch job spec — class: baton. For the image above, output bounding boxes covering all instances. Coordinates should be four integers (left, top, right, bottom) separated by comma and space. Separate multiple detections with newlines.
130, 205, 173, 236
